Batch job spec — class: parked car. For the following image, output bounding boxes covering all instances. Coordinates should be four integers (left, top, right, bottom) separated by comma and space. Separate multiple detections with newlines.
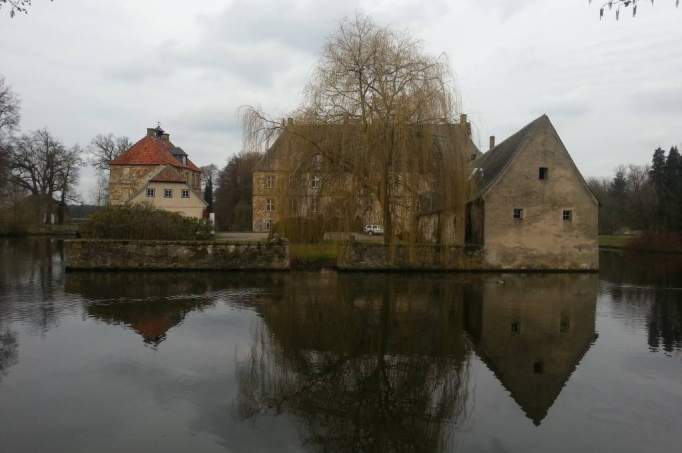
363, 224, 384, 235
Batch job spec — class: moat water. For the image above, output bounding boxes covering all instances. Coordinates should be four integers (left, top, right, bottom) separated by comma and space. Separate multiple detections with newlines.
0, 238, 680, 452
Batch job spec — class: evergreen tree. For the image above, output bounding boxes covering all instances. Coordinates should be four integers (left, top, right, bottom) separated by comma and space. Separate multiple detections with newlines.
650, 147, 667, 227
665, 147, 682, 230
203, 177, 214, 213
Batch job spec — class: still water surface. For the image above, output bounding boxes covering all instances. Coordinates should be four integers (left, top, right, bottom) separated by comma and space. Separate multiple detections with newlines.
0, 238, 681, 452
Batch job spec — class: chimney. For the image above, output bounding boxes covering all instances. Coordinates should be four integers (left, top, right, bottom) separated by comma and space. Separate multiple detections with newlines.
160, 133, 170, 142
459, 113, 471, 138
146, 128, 157, 137
489, 135, 496, 150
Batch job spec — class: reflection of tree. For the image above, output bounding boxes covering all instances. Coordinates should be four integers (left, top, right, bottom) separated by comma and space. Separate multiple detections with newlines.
600, 251, 682, 354
236, 273, 469, 452
648, 291, 682, 354
464, 274, 599, 425
0, 238, 65, 334
0, 328, 18, 380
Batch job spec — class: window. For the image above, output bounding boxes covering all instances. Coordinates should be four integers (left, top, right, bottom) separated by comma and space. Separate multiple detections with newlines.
513, 208, 524, 220
563, 210, 573, 222
311, 198, 320, 214
311, 175, 321, 189
511, 321, 520, 335
539, 167, 549, 180
265, 175, 275, 189
181, 189, 190, 199
164, 189, 173, 198
560, 312, 570, 333
264, 220, 272, 231
312, 154, 322, 170
146, 188, 155, 198
533, 361, 544, 375
266, 199, 274, 212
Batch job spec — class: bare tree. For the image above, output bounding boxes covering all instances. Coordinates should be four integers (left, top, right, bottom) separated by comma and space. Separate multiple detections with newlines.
242, 14, 470, 245
0, 0, 52, 18
0, 78, 20, 197
88, 134, 130, 171
0, 77, 20, 142
591, 0, 680, 20
9, 129, 82, 223
87, 133, 130, 206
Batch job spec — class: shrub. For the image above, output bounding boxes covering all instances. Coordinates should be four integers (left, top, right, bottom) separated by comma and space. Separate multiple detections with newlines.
271, 216, 361, 244
80, 204, 212, 240
629, 231, 682, 253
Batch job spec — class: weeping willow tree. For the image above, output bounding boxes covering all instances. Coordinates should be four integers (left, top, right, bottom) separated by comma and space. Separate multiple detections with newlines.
242, 14, 473, 246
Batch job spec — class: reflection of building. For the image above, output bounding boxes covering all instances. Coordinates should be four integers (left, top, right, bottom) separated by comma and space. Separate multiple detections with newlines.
86, 298, 212, 347
109, 126, 206, 218
464, 274, 598, 425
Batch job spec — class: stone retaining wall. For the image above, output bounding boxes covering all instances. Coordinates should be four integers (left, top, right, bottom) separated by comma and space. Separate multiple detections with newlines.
338, 241, 486, 271
64, 239, 289, 270
337, 241, 597, 271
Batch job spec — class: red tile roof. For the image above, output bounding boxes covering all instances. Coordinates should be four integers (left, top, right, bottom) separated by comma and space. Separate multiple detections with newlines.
149, 167, 187, 183
110, 135, 201, 172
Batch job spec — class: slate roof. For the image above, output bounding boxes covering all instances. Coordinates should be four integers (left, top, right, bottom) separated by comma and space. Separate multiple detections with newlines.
149, 166, 187, 183
472, 115, 549, 198
111, 134, 201, 172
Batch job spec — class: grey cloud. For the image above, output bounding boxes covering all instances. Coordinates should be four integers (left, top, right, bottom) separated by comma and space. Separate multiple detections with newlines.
631, 84, 682, 115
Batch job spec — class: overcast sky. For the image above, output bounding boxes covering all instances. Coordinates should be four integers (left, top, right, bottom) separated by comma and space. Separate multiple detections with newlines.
2, 0, 681, 202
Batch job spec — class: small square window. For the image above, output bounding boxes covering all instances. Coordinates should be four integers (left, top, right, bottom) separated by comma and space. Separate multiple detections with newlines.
265, 175, 275, 189
181, 189, 190, 199
533, 361, 544, 375
563, 210, 573, 222
146, 188, 155, 198
513, 208, 524, 220
164, 189, 173, 198
539, 167, 548, 180
266, 199, 274, 212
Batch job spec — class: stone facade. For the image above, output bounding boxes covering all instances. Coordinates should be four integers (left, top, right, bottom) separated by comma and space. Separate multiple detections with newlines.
468, 115, 599, 270
64, 239, 290, 270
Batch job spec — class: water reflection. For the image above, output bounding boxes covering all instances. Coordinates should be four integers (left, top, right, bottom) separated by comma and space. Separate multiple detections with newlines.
0, 328, 18, 380
600, 251, 682, 354
236, 273, 470, 452
463, 274, 599, 425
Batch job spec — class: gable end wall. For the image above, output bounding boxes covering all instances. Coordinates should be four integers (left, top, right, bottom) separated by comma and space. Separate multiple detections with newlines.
482, 126, 598, 270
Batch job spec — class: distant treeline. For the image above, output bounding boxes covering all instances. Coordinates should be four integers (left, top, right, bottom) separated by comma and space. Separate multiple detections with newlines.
588, 146, 682, 235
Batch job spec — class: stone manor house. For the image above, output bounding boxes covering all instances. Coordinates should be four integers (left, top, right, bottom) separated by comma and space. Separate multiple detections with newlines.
253, 114, 599, 270
109, 126, 206, 218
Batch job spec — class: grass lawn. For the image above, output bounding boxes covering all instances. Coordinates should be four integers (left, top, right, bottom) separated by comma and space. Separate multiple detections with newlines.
599, 235, 634, 249
290, 242, 339, 268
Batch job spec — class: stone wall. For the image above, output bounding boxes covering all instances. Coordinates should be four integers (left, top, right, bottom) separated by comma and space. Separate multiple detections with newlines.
337, 241, 597, 271
65, 239, 289, 270
338, 241, 485, 271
